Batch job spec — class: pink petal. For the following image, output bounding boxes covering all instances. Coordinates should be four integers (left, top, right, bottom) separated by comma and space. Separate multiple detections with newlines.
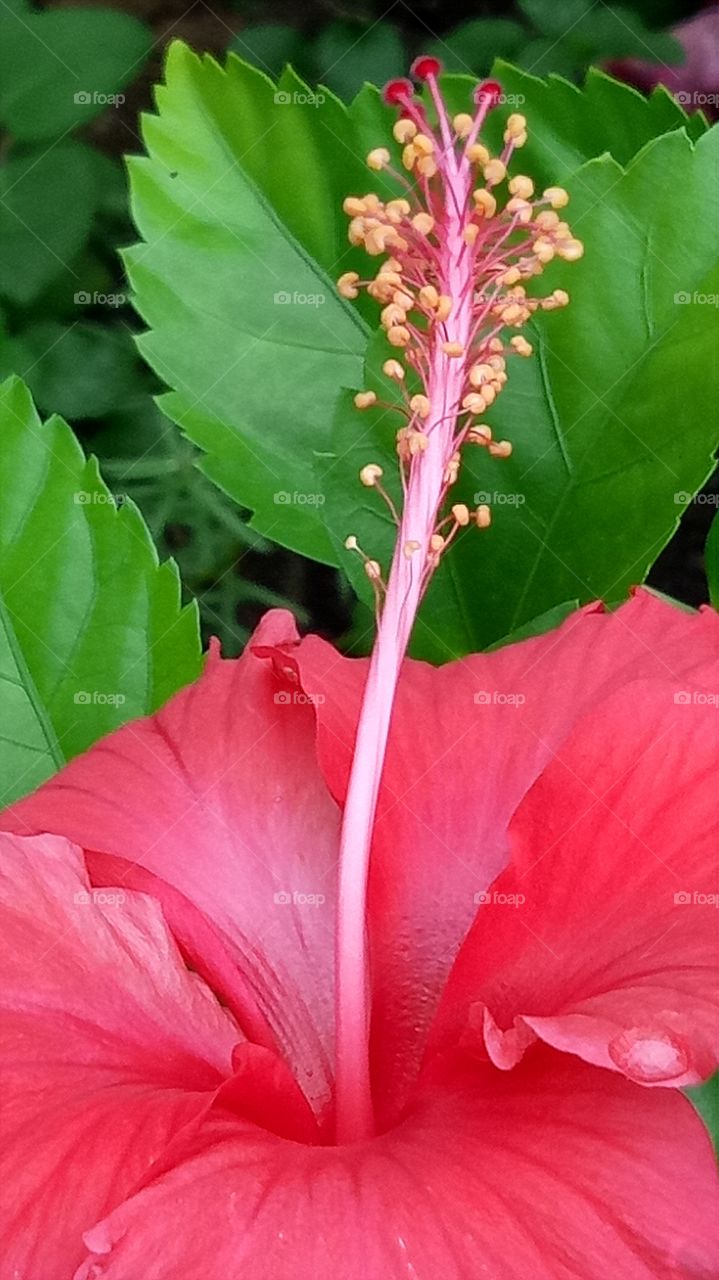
290, 591, 719, 1116
76, 1052, 719, 1279
5, 611, 341, 1122
0, 830, 239, 1274
431, 678, 719, 1088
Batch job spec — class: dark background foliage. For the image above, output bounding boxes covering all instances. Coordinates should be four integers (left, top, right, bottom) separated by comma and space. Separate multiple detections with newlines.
1, 0, 716, 653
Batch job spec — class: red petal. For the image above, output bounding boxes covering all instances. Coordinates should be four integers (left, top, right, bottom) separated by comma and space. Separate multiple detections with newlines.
292, 591, 719, 1118
431, 677, 719, 1087
76, 1053, 719, 1279
0, 831, 239, 1274
4, 610, 340, 1124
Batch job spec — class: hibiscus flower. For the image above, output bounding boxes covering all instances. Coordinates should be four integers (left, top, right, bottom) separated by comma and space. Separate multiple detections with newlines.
2, 590, 718, 1277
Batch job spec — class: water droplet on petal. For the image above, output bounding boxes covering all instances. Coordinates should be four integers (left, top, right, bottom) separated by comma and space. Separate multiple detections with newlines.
608, 1027, 689, 1083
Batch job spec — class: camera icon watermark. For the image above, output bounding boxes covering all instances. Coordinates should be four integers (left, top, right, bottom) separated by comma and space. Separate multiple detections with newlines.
273, 90, 325, 107
74, 290, 126, 308
74, 90, 125, 107
674, 689, 719, 707
674, 290, 719, 307
474, 490, 525, 506
273, 889, 326, 907
273, 290, 325, 307
674, 889, 719, 907
474, 690, 526, 707
273, 690, 325, 707
74, 490, 126, 507
74, 888, 126, 906
273, 490, 325, 506
74, 690, 126, 707
474, 889, 526, 907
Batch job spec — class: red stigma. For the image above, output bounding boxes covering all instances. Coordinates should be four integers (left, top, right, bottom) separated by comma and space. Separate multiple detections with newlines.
383, 78, 414, 106
411, 55, 442, 81
474, 79, 503, 108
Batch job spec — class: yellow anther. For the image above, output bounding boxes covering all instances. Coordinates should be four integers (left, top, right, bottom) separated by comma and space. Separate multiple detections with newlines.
556, 238, 584, 261
385, 198, 411, 222
360, 463, 383, 487
367, 147, 391, 171
553, 289, 570, 306
469, 362, 494, 388
505, 196, 533, 224
505, 113, 527, 139
411, 212, 435, 236
364, 226, 394, 256
393, 289, 414, 310
488, 355, 506, 372
393, 118, 417, 144
462, 393, 487, 415
403, 539, 421, 559
452, 503, 470, 526
467, 143, 490, 166
417, 155, 438, 178
483, 159, 507, 186
430, 533, 445, 552
408, 430, 428, 455
337, 271, 360, 299
488, 337, 505, 353
489, 439, 513, 458
410, 393, 431, 419
534, 210, 560, 232
354, 391, 377, 409
481, 384, 497, 406
453, 112, 474, 138
413, 133, 434, 156
500, 302, 523, 324
419, 284, 439, 309
364, 559, 383, 582
476, 504, 492, 528
402, 143, 417, 171
510, 335, 533, 357
512, 131, 528, 148
343, 196, 367, 217
344, 535, 359, 551
435, 294, 453, 322
463, 224, 480, 246
467, 424, 493, 444
348, 217, 367, 246
388, 325, 411, 347
363, 194, 382, 213
508, 175, 534, 199
442, 341, 465, 357
543, 186, 569, 209
532, 237, 555, 264
444, 451, 462, 484
473, 189, 497, 218
383, 358, 405, 381
381, 302, 408, 329
501, 266, 522, 286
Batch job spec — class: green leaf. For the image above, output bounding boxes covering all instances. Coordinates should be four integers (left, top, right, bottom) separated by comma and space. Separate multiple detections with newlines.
129, 46, 705, 574
322, 128, 719, 658
229, 24, 304, 80
0, 141, 100, 304
428, 20, 527, 77
1, 321, 141, 418
441, 65, 707, 190
688, 1074, 719, 1156
311, 21, 406, 100
0, 376, 201, 805
126, 43, 381, 565
0, 7, 152, 141
705, 510, 719, 610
